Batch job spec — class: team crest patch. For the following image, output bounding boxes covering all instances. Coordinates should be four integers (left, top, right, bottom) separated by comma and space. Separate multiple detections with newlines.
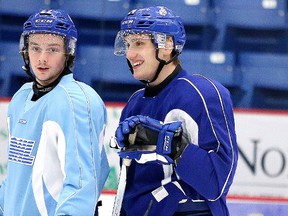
159, 7, 167, 16
8, 137, 35, 166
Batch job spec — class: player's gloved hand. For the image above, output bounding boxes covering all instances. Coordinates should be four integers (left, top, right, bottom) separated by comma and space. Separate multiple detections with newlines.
110, 115, 185, 164
110, 115, 163, 149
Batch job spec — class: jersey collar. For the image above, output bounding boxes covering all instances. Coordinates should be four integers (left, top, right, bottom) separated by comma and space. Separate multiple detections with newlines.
144, 64, 182, 97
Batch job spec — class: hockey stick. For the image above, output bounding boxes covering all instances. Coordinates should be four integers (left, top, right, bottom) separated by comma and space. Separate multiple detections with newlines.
112, 158, 131, 216
112, 129, 137, 216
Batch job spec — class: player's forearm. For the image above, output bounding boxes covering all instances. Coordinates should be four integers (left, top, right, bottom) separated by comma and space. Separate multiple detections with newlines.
176, 143, 235, 200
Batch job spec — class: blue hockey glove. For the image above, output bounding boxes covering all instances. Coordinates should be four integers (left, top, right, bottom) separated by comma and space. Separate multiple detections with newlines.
110, 115, 184, 164
110, 115, 162, 149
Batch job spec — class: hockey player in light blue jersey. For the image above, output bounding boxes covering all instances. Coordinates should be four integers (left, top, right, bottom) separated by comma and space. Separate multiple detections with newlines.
0, 9, 110, 216
110, 6, 238, 216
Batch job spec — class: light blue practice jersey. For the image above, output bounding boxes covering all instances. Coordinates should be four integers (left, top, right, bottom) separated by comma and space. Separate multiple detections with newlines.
0, 74, 110, 216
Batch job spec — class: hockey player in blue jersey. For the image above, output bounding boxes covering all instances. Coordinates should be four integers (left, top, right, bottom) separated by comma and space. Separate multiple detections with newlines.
110, 6, 238, 216
0, 9, 110, 215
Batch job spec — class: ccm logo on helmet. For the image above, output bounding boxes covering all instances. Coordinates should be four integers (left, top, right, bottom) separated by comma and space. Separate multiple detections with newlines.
35, 19, 53, 23
122, 20, 133, 25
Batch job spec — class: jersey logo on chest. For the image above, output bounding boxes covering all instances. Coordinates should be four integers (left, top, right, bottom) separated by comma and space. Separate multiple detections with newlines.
8, 137, 35, 166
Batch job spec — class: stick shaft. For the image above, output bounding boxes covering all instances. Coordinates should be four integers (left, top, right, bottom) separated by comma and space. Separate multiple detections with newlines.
112, 159, 131, 216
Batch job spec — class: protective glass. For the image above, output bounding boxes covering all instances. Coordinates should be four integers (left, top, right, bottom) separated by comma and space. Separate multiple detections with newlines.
20, 32, 77, 56
114, 30, 174, 56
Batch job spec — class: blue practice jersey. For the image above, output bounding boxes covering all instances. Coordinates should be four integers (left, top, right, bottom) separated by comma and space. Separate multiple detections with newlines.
0, 74, 110, 216
119, 67, 238, 216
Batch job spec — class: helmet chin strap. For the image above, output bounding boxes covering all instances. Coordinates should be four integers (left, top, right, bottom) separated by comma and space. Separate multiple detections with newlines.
126, 49, 179, 85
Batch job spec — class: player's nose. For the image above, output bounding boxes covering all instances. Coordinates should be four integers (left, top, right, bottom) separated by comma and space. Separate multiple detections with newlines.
126, 49, 137, 59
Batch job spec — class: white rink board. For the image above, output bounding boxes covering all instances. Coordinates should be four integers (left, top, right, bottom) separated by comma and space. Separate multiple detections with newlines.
229, 110, 288, 199
0, 100, 9, 183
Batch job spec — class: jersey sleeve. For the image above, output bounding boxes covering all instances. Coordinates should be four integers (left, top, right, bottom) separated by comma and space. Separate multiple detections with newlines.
174, 76, 238, 201
45, 84, 110, 215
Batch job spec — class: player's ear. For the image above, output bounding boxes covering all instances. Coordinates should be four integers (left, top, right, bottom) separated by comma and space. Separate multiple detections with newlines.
66, 55, 75, 69
158, 37, 174, 60
23, 52, 29, 61
163, 37, 174, 55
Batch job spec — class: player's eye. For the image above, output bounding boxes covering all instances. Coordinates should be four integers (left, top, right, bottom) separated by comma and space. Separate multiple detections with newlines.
30, 46, 41, 53
47, 47, 60, 54
135, 41, 144, 47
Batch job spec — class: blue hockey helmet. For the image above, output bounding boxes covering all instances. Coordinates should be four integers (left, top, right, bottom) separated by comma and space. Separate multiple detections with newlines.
114, 6, 186, 56
20, 9, 77, 55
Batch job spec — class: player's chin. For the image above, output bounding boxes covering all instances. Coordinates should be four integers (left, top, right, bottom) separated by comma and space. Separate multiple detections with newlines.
133, 74, 143, 81
133, 72, 147, 81
36, 76, 52, 86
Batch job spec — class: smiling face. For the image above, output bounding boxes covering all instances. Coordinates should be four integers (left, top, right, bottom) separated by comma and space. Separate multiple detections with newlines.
125, 34, 176, 85
125, 34, 159, 82
28, 34, 67, 86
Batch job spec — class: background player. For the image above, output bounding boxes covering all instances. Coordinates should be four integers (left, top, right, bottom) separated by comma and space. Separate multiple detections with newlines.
111, 6, 238, 216
0, 9, 109, 216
